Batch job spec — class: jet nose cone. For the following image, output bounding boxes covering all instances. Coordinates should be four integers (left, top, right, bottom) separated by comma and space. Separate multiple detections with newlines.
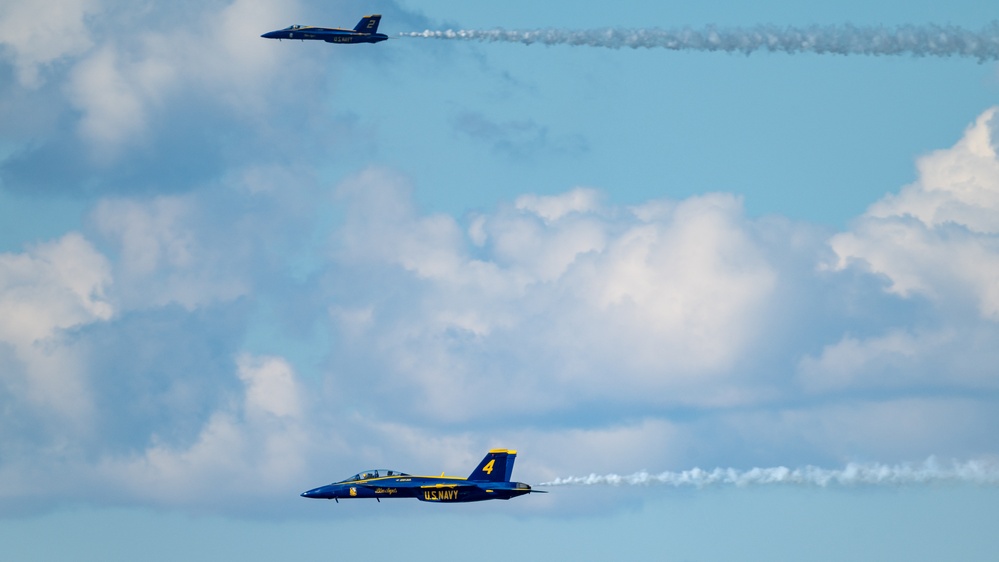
301, 487, 326, 498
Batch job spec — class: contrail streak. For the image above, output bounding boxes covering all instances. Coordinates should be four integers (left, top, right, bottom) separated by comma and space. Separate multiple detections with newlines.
540, 458, 999, 488
401, 23, 999, 62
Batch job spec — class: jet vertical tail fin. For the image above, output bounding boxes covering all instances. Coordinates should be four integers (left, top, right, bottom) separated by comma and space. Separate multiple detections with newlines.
354, 14, 382, 34
468, 449, 517, 482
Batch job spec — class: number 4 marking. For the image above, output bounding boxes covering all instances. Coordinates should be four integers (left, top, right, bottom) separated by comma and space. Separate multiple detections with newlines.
482, 459, 495, 475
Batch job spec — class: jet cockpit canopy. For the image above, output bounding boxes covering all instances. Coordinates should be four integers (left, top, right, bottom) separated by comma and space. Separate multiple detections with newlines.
344, 469, 410, 482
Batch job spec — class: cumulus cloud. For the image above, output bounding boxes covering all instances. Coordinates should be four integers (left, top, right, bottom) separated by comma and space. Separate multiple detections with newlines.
329, 170, 784, 422
830, 108, 999, 319
62, 0, 300, 158
792, 108, 999, 405
561, 194, 778, 379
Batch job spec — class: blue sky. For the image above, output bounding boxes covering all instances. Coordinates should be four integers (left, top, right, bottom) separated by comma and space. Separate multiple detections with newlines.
3, 0, 999, 559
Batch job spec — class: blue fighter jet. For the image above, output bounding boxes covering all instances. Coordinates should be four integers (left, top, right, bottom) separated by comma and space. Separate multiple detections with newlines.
300, 449, 546, 503
261, 14, 388, 44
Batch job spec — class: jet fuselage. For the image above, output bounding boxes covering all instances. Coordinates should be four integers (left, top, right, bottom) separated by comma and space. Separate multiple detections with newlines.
260, 26, 388, 44
261, 15, 388, 44
300, 450, 543, 503
301, 474, 534, 503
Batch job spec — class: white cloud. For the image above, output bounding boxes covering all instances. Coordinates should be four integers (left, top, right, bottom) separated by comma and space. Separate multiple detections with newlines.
0, 0, 99, 88
797, 322, 999, 394
870, 108, 999, 233
334, 167, 491, 284
92, 195, 251, 309
67, 45, 171, 156
237, 353, 303, 420
565, 193, 777, 379
830, 108, 999, 319
488, 195, 607, 282
61, 0, 306, 158
799, 109, 999, 400
201, 0, 296, 112
98, 354, 309, 507
0, 233, 112, 422
798, 329, 945, 393
0, 233, 113, 345
515, 187, 601, 223
332, 172, 781, 419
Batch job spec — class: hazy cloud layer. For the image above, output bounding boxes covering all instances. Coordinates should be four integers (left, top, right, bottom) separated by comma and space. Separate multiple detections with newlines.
4, 109, 998, 515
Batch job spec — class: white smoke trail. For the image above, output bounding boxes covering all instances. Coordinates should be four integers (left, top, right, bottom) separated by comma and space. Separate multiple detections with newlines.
540, 458, 999, 488
401, 23, 999, 62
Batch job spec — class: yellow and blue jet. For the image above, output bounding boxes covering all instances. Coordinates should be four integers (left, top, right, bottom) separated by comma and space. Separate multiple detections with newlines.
261, 14, 388, 44
300, 449, 546, 503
